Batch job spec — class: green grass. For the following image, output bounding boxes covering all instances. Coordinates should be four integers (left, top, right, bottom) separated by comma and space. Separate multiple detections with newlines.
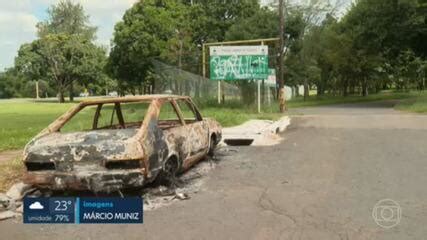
287, 91, 419, 108
0, 90, 425, 152
199, 91, 423, 125
0, 102, 77, 152
395, 92, 427, 113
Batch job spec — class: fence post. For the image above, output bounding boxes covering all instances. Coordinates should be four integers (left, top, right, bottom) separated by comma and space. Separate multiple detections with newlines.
257, 80, 261, 113
218, 81, 221, 104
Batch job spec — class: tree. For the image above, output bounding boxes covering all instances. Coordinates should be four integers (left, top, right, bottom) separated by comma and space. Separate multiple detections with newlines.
15, 34, 106, 102
14, 0, 106, 103
35, 0, 98, 101
37, 0, 96, 40
184, 0, 260, 43
295, 0, 425, 97
225, 7, 278, 41
0, 69, 21, 98
109, 0, 183, 95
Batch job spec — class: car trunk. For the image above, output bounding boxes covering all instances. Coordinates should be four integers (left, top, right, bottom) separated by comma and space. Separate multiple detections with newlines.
23, 129, 143, 171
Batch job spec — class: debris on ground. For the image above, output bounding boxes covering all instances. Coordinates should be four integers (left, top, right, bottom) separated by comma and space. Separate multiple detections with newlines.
0, 193, 10, 209
15, 205, 23, 213
6, 182, 32, 201
215, 146, 239, 157
0, 182, 54, 221
222, 116, 290, 146
143, 160, 216, 211
174, 192, 190, 200
0, 210, 16, 221
150, 186, 176, 197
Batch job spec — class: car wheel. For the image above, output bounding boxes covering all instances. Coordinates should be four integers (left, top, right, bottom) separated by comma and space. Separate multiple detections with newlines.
208, 135, 216, 156
159, 157, 180, 187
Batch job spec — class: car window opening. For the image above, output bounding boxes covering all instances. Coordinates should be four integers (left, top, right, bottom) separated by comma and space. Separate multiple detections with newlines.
60, 101, 151, 133
158, 102, 183, 130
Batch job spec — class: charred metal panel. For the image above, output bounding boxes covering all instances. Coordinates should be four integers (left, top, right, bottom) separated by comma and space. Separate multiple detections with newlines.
141, 118, 169, 179
24, 129, 142, 164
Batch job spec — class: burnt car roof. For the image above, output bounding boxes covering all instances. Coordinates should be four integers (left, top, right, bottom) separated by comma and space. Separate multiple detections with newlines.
78, 95, 191, 106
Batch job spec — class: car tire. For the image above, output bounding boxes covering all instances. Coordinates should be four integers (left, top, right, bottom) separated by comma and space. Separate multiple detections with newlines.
208, 135, 216, 156
158, 157, 179, 187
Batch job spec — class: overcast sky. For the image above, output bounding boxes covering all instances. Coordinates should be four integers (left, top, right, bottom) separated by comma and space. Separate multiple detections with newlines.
0, 0, 352, 71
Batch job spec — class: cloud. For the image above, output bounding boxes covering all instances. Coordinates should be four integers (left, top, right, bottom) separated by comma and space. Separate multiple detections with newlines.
29, 201, 44, 210
76, 0, 139, 47
0, 1, 38, 71
34, 0, 139, 46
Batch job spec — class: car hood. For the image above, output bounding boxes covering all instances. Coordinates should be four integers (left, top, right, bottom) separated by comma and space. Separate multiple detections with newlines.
23, 129, 144, 163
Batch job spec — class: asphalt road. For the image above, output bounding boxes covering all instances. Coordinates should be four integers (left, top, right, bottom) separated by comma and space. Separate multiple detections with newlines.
2, 100, 427, 240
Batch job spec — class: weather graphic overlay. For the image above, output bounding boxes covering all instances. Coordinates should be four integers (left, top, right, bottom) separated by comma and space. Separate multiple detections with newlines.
24, 197, 75, 224
23, 197, 143, 224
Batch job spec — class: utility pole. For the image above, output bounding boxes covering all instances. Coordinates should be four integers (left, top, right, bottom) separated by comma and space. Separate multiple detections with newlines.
278, 0, 286, 112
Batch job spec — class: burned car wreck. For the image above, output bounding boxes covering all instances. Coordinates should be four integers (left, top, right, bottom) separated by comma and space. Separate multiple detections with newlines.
22, 95, 222, 193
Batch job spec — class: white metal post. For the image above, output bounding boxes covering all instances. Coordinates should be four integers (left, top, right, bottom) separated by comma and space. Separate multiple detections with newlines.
267, 86, 271, 105
257, 80, 261, 113
35, 80, 39, 99
218, 80, 221, 104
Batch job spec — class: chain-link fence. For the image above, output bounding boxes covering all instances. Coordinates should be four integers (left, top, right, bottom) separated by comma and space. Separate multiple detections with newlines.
151, 59, 278, 107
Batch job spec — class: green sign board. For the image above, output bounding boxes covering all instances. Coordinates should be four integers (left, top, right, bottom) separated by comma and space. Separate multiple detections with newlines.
209, 46, 269, 80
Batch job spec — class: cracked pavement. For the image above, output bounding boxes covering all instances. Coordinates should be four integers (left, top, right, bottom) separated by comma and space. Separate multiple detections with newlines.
1, 100, 427, 239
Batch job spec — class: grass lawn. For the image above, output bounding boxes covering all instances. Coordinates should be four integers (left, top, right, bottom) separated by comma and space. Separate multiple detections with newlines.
202, 90, 425, 125
0, 101, 77, 152
286, 91, 421, 108
395, 93, 427, 113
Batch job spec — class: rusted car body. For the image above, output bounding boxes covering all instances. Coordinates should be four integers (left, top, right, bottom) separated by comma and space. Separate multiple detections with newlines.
22, 95, 222, 192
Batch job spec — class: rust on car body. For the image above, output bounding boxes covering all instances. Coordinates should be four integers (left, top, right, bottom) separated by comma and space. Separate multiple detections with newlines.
22, 95, 222, 192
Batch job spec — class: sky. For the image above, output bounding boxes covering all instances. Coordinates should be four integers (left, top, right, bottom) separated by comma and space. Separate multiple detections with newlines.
0, 0, 352, 71
0, 0, 138, 71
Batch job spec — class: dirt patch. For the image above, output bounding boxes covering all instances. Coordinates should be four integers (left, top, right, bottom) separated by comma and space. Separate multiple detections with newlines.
0, 150, 21, 163
0, 158, 25, 192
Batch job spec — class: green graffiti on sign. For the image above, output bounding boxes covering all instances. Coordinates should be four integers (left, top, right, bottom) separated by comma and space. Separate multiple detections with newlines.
209, 46, 269, 81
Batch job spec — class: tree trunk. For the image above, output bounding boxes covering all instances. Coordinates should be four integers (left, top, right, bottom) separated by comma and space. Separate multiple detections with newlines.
69, 81, 74, 102
350, 84, 355, 94
318, 68, 328, 96
58, 88, 65, 103
303, 80, 309, 101
362, 79, 368, 96
318, 84, 324, 96
342, 80, 348, 97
